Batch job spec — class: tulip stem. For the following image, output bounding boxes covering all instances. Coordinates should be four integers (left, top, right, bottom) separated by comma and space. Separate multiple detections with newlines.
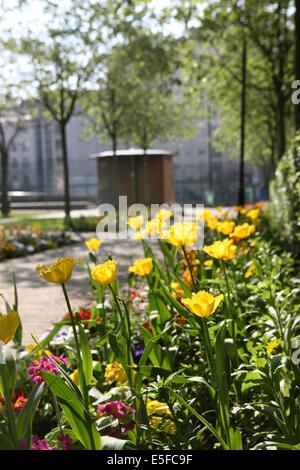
61, 283, 81, 370
200, 318, 217, 387
61, 283, 96, 450
108, 284, 133, 390
182, 245, 196, 291
221, 261, 234, 321
158, 239, 171, 283
108, 284, 124, 323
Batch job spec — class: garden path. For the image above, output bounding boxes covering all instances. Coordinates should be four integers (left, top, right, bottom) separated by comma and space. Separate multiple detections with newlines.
0, 233, 148, 343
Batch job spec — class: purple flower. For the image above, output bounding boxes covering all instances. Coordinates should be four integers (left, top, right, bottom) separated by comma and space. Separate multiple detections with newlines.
28, 355, 68, 383
97, 400, 135, 419
134, 345, 144, 361
58, 434, 73, 450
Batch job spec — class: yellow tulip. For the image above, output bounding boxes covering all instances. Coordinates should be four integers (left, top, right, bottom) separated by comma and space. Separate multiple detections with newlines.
170, 282, 185, 298
207, 217, 218, 230
91, 260, 117, 285
133, 230, 147, 240
85, 238, 102, 252
127, 215, 144, 231
36, 257, 82, 284
246, 208, 260, 222
0, 310, 19, 344
216, 220, 236, 236
198, 208, 212, 222
155, 208, 173, 222
146, 218, 167, 236
162, 222, 197, 247
182, 291, 224, 318
203, 238, 237, 261
230, 223, 255, 241
204, 259, 213, 269
129, 257, 153, 276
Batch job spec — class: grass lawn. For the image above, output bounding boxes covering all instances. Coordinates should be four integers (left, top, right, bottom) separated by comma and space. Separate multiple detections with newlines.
0, 213, 65, 230
16, 217, 65, 230
1, 212, 104, 231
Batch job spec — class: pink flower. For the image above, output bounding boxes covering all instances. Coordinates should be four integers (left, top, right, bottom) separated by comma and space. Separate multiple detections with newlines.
20, 435, 55, 450
28, 355, 68, 383
32, 436, 55, 451
58, 434, 73, 450
97, 400, 135, 436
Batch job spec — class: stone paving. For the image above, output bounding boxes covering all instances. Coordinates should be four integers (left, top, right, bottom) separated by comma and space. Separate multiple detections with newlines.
0, 233, 150, 343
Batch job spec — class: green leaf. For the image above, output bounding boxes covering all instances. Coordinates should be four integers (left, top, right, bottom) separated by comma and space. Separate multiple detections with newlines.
229, 427, 243, 450
0, 346, 16, 391
34, 322, 67, 353
224, 338, 238, 360
0, 431, 15, 450
135, 322, 173, 394
171, 391, 228, 450
101, 436, 129, 450
164, 372, 216, 398
95, 416, 113, 432
155, 296, 172, 323
241, 371, 262, 393
215, 322, 229, 393
89, 252, 98, 264
42, 372, 101, 450
16, 383, 44, 441
12, 275, 22, 347
160, 282, 189, 317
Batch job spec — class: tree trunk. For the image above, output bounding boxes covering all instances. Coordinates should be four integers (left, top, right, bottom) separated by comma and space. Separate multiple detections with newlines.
295, 0, 300, 132
60, 122, 72, 227
143, 149, 149, 206
276, 72, 286, 159
1, 147, 9, 217
293, 0, 300, 234
207, 103, 213, 194
238, 37, 247, 206
276, 0, 286, 160
110, 134, 118, 206
142, 128, 150, 206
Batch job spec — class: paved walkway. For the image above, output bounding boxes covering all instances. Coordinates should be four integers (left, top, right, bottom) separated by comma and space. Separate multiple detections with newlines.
0, 233, 148, 343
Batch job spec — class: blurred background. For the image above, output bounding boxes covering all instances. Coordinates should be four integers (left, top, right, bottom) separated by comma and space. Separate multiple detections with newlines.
0, 0, 299, 226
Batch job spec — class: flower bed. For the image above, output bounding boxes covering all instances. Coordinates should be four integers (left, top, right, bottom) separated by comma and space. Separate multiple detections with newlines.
1, 204, 300, 451
0, 224, 75, 261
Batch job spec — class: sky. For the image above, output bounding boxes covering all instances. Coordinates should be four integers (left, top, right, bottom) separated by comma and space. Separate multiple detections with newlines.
0, 0, 186, 95
1, 0, 177, 33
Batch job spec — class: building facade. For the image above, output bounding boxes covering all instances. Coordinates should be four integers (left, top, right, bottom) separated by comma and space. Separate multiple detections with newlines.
3, 108, 265, 205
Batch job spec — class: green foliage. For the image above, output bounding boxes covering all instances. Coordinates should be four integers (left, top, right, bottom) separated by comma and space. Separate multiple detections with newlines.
173, 0, 295, 181
268, 133, 300, 250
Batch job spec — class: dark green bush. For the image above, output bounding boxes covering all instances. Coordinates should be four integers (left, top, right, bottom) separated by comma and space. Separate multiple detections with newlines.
268, 133, 300, 253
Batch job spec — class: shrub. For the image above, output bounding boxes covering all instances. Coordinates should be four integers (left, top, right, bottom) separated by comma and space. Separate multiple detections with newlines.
268, 133, 300, 252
